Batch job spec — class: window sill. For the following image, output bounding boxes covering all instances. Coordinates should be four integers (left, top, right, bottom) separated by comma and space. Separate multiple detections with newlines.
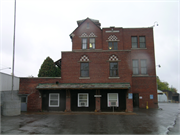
108, 77, 120, 79
131, 48, 147, 49
132, 74, 149, 77
107, 60, 121, 62
79, 77, 90, 79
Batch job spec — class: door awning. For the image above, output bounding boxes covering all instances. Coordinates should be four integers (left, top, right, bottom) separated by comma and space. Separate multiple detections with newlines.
36, 83, 131, 90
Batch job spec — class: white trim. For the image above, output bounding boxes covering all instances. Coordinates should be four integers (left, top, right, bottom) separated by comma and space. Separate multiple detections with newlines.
78, 93, 89, 107
105, 30, 120, 33
49, 93, 59, 107
107, 93, 119, 107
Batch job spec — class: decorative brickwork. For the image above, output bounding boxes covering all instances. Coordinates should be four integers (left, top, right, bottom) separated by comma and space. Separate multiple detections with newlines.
109, 54, 118, 61
80, 33, 88, 37
108, 35, 118, 41
89, 32, 97, 37
80, 55, 89, 62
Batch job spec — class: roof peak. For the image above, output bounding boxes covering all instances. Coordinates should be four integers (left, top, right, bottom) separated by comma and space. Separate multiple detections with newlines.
77, 18, 101, 27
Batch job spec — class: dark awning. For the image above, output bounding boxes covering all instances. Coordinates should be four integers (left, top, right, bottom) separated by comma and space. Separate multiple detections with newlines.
36, 83, 131, 90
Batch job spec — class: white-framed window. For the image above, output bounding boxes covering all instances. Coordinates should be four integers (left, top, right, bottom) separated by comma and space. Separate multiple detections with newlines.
78, 93, 89, 107
49, 93, 59, 107
107, 93, 119, 107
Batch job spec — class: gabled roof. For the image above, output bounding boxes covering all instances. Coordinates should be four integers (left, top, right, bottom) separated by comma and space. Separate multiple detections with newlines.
77, 18, 101, 27
70, 17, 101, 39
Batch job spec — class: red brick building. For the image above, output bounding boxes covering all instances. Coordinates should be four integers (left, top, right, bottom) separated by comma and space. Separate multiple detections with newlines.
19, 18, 158, 112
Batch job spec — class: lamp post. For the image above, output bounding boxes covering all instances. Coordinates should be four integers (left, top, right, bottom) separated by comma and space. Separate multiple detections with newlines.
11, 0, 16, 100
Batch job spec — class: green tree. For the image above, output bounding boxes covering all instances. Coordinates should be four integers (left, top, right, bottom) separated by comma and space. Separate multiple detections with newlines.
38, 56, 61, 77
157, 76, 177, 93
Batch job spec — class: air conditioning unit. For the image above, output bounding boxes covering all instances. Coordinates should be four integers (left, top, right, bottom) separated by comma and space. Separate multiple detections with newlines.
80, 102, 86, 106
109, 101, 117, 106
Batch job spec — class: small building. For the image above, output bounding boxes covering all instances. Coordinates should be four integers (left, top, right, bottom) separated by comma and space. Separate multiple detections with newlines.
0, 72, 21, 115
157, 90, 168, 102
19, 18, 158, 112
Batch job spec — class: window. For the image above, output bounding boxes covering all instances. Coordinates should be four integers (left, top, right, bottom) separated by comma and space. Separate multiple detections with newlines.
21, 97, 27, 103
110, 62, 118, 77
78, 93, 89, 107
81, 63, 89, 77
89, 38, 95, 49
87, 23, 89, 29
108, 42, 118, 50
141, 59, 147, 74
132, 60, 139, 74
49, 93, 59, 107
131, 36, 137, 48
82, 38, 87, 49
107, 93, 119, 107
139, 36, 146, 48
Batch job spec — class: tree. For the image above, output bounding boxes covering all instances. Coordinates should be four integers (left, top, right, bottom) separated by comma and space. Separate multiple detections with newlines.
38, 56, 61, 77
156, 76, 177, 93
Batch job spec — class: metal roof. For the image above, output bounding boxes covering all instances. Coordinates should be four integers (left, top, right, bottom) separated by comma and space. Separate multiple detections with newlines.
36, 83, 131, 90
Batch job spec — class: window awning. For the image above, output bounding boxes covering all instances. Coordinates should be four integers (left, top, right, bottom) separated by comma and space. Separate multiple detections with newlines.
36, 83, 131, 90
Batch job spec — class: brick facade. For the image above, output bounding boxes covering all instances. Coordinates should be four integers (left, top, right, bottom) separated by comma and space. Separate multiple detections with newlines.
19, 18, 158, 112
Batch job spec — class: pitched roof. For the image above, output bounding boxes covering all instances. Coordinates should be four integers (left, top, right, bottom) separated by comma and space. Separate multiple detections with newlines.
70, 17, 101, 39
77, 18, 101, 27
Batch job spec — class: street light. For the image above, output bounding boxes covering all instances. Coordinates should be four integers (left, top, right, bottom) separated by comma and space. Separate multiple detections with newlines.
156, 65, 161, 68
0, 67, 11, 71
153, 21, 159, 27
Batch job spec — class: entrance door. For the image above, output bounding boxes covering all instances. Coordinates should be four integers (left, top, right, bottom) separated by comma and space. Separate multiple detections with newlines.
133, 93, 139, 107
21, 96, 27, 111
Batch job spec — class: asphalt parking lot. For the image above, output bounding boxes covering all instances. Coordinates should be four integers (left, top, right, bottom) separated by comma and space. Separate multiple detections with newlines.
1, 103, 180, 134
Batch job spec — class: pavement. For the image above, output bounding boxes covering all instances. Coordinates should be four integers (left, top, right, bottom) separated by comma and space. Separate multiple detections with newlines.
0, 103, 180, 134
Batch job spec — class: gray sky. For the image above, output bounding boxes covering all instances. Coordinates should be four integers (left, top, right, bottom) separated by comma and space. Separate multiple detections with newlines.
0, 0, 179, 93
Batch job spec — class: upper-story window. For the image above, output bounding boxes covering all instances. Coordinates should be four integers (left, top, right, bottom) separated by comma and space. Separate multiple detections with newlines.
141, 59, 147, 74
132, 59, 147, 75
108, 42, 118, 50
110, 62, 118, 77
131, 36, 138, 48
89, 38, 95, 49
87, 23, 89, 29
109, 55, 119, 77
139, 36, 146, 48
132, 59, 139, 75
80, 33, 97, 49
81, 63, 89, 77
80, 55, 90, 77
82, 38, 87, 49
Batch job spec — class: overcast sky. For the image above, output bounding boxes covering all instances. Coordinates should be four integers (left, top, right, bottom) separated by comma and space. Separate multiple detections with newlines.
0, 0, 179, 93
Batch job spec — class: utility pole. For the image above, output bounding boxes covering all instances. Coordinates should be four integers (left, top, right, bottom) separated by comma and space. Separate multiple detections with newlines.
11, 0, 16, 100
